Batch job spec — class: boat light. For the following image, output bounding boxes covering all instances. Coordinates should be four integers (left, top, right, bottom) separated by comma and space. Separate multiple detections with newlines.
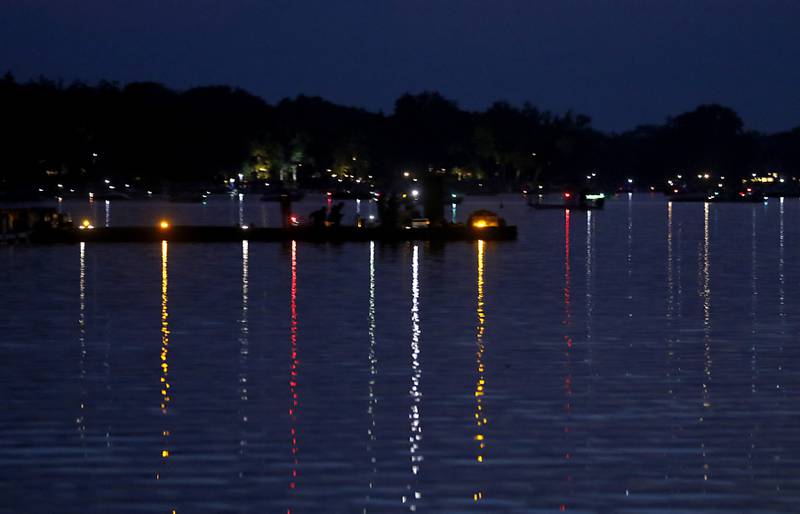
585, 193, 605, 201
159, 220, 170, 229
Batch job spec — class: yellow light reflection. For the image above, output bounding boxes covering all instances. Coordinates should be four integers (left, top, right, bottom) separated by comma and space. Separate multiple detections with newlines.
160, 240, 171, 462
473, 239, 487, 502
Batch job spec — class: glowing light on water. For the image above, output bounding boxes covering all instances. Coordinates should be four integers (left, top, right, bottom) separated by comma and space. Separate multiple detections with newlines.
365, 241, 378, 504
239, 240, 249, 461
77, 243, 87, 439
160, 241, 171, 465
405, 244, 423, 510
288, 241, 300, 494
473, 240, 487, 502
562, 210, 574, 509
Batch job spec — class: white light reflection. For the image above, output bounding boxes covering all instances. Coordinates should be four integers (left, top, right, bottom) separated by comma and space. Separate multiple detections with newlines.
104, 200, 110, 227
777, 198, 785, 395
666, 203, 675, 399
404, 244, 423, 510
239, 240, 249, 468
365, 241, 378, 506
77, 242, 87, 440
585, 210, 593, 360
700, 203, 711, 483
238, 193, 245, 226
748, 208, 758, 476
701, 203, 711, 409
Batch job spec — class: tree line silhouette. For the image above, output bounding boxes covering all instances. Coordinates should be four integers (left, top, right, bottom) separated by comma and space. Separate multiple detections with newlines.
2, 73, 799, 193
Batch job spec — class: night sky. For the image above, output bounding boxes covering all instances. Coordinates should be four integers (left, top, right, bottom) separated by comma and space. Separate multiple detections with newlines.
2, 0, 799, 132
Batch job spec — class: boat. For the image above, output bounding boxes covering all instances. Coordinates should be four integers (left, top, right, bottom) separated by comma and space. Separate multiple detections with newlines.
329, 190, 372, 200
528, 191, 605, 210
94, 191, 133, 201
261, 190, 305, 202
168, 192, 207, 203
668, 190, 765, 203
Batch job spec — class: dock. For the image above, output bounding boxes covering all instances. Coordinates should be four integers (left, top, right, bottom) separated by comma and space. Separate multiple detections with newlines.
28, 225, 517, 244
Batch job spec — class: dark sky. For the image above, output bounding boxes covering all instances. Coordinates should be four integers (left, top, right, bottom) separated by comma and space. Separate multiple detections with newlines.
2, 0, 799, 132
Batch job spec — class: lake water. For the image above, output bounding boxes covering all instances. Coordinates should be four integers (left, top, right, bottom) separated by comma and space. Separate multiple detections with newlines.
1, 194, 799, 513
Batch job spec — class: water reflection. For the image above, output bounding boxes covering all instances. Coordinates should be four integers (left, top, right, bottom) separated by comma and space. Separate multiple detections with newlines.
366, 241, 378, 503
239, 240, 249, 467
751, 209, 758, 394
701, 203, 712, 409
666, 203, 675, 399
77, 242, 87, 439
289, 241, 300, 495
405, 244, 423, 510
700, 203, 711, 484
561, 210, 573, 511
104, 200, 110, 227
473, 240, 487, 502
159, 240, 171, 469
777, 198, 785, 395
585, 210, 594, 364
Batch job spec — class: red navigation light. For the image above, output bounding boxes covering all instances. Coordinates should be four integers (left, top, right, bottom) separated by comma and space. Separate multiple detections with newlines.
289, 215, 299, 226
563, 192, 572, 199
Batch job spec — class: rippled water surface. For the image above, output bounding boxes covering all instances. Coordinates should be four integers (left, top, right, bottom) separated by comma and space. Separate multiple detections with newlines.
2, 195, 799, 513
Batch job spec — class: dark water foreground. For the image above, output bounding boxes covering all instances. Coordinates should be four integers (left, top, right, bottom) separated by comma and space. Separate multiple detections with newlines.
1, 196, 799, 513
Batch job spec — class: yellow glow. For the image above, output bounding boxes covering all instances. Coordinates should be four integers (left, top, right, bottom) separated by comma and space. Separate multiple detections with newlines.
159, 220, 170, 229
471, 215, 499, 228
82, 219, 91, 227
473, 240, 487, 500
160, 241, 171, 461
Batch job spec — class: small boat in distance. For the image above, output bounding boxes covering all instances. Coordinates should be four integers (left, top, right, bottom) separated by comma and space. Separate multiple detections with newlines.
528, 191, 605, 210
261, 190, 305, 202
329, 189, 372, 200
668, 189, 765, 203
